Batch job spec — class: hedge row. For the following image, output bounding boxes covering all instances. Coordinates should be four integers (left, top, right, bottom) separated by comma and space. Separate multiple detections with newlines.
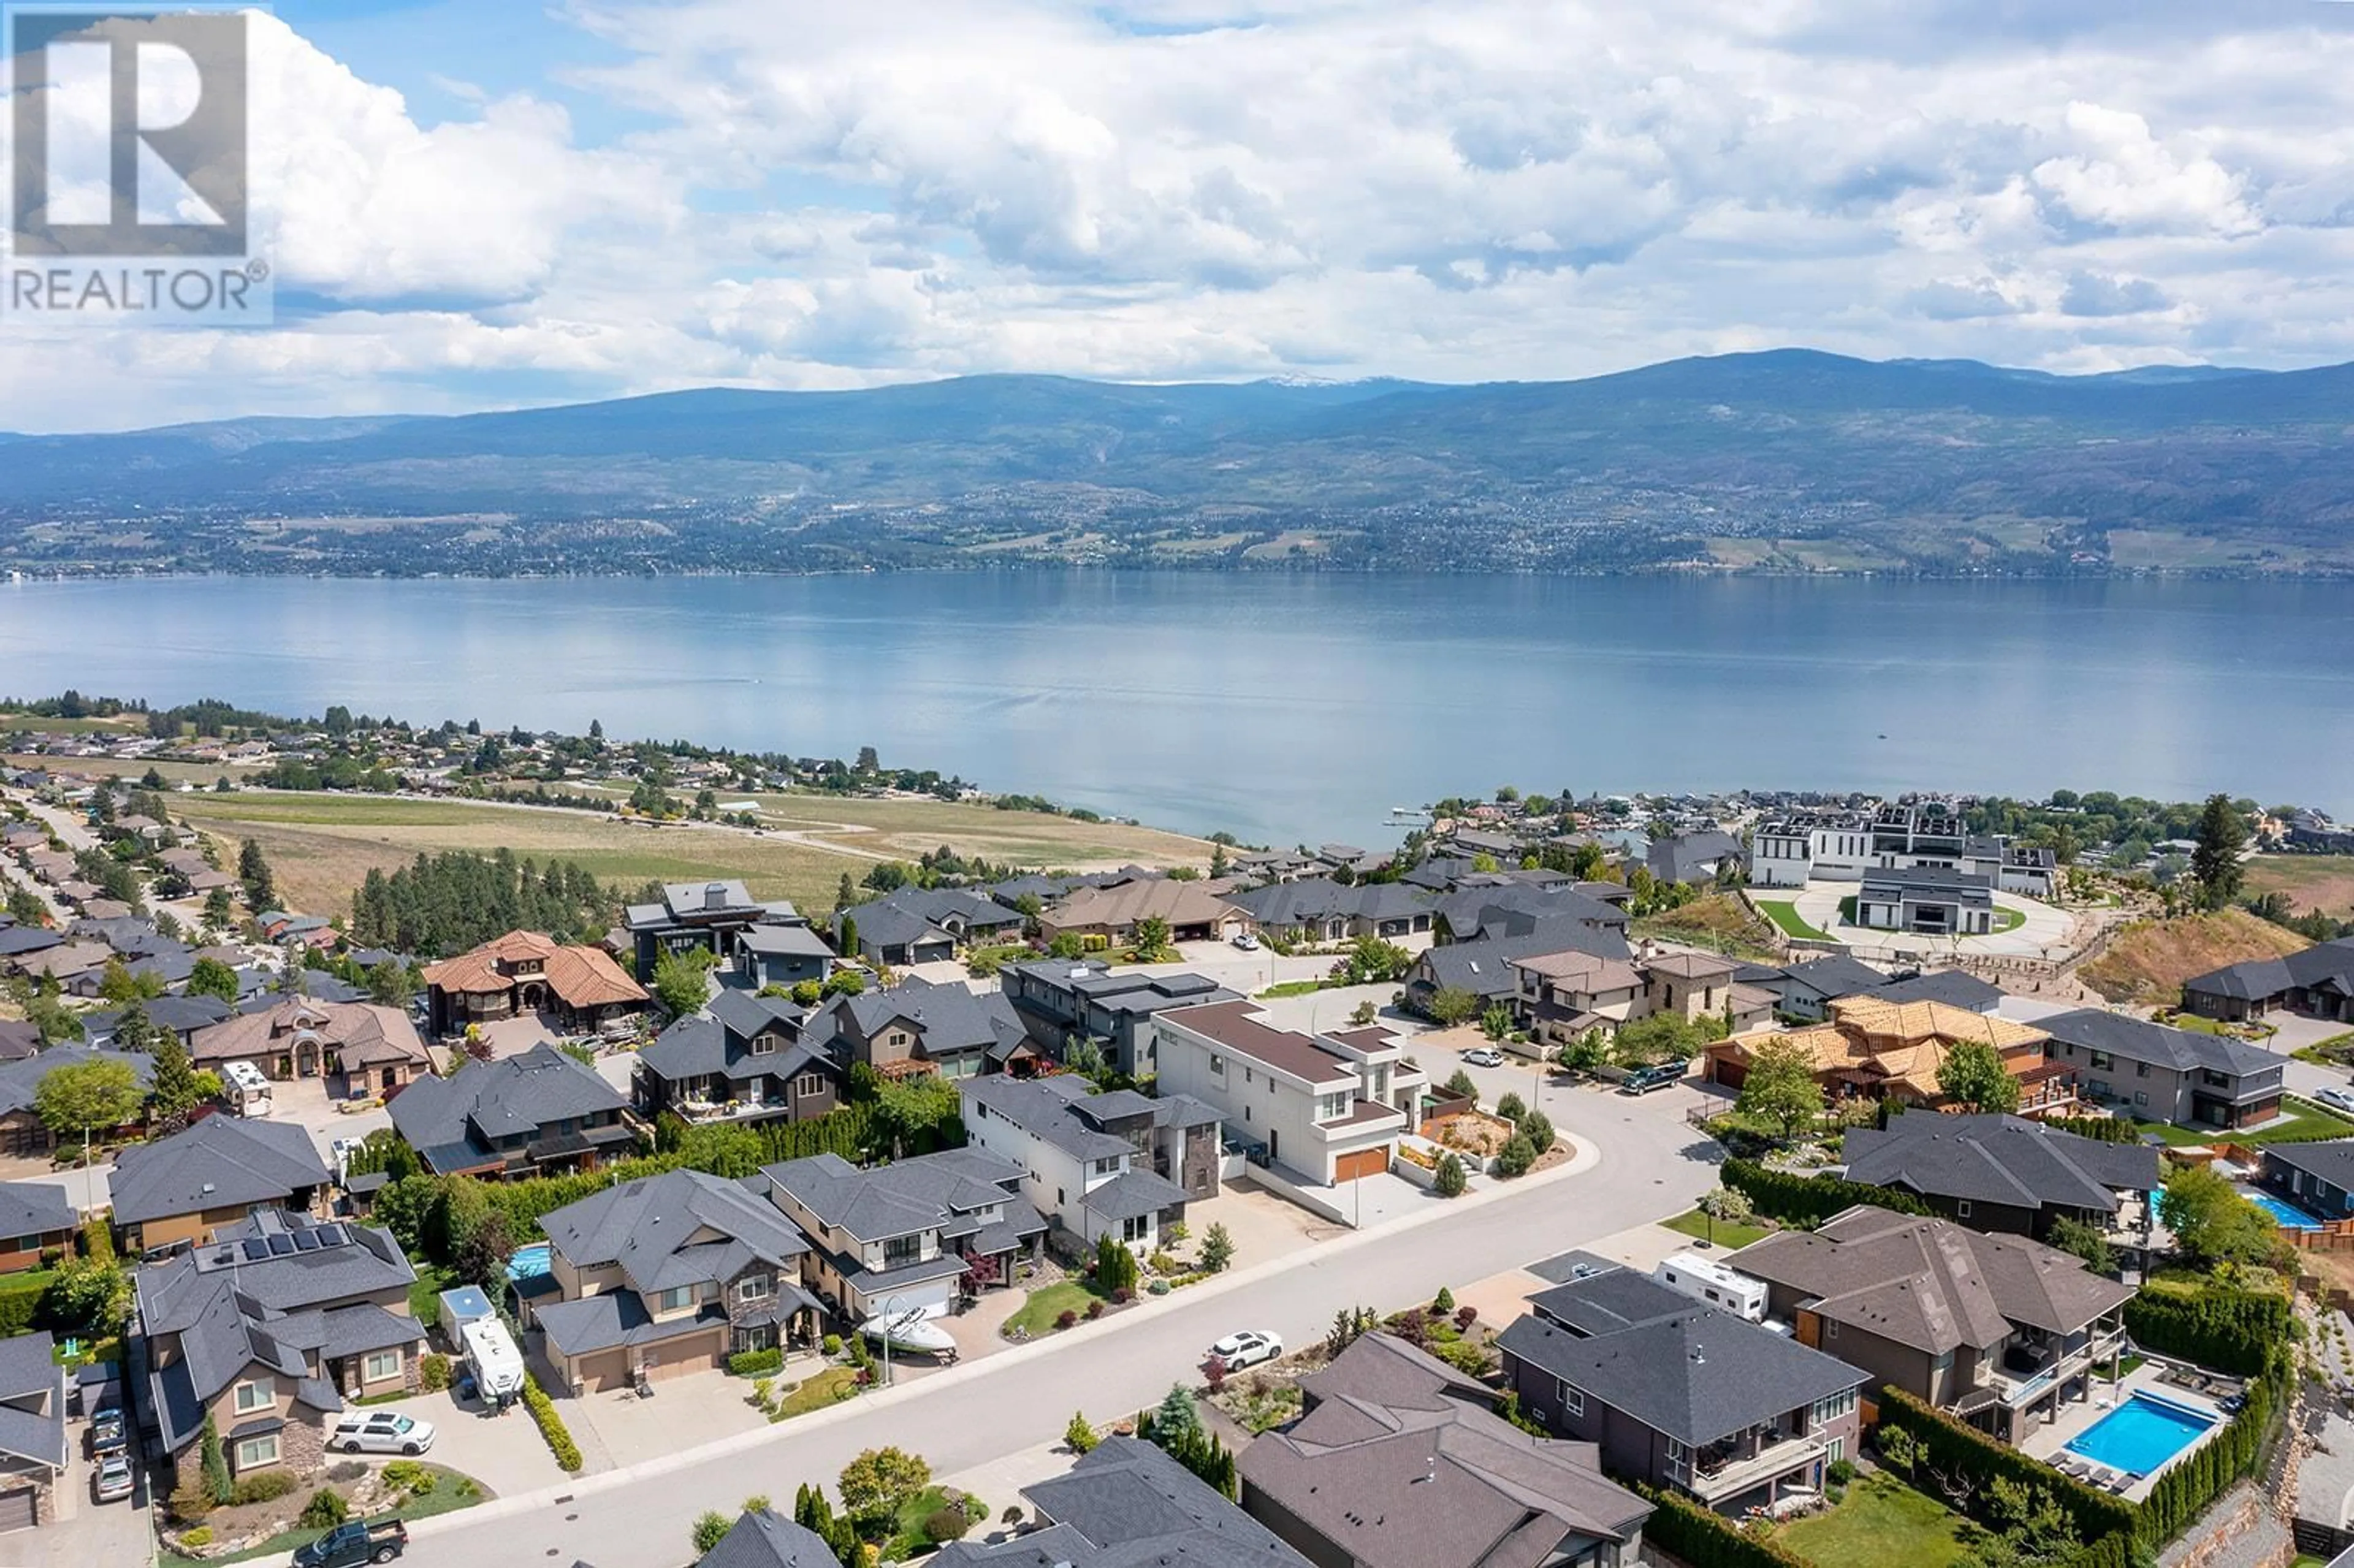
2135, 1348, 2290, 1547
2043, 1116, 2143, 1145
2061, 1532, 2133, 1568
726, 1348, 783, 1377
1633, 1486, 1809, 1568
0, 1282, 44, 1338
1720, 1157, 1930, 1227
2122, 1287, 2290, 1379
1874, 1388, 2137, 1545
520, 1374, 582, 1472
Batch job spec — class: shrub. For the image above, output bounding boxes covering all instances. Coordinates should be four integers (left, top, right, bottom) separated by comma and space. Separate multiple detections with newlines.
520, 1374, 584, 1472
821, 1333, 843, 1358
1433, 1152, 1468, 1197
326, 1461, 369, 1485
229, 1470, 297, 1505
1495, 1134, 1537, 1178
419, 1352, 452, 1392
1431, 1285, 1455, 1315
1495, 1091, 1527, 1122
924, 1506, 973, 1543
1874, 1388, 2135, 1545
728, 1347, 784, 1377
1149, 1277, 1171, 1295
178, 1527, 213, 1547
1455, 1304, 1478, 1330
1055, 1309, 1078, 1331
1110, 1287, 1133, 1305
1085, 1299, 1106, 1320
691, 1510, 732, 1555
1827, 1458, 1856, 1486
381, 1460, 430, 1493
2123, 1287, 2287, 1378
298, 1489, 349, 1529
1066, 1410, 1099, 1453
1719, 1156, 1929, 1227
1636, 1486, 1811, 1568
168, 1483, 216, 1521
1518, 1109, 1555, 1150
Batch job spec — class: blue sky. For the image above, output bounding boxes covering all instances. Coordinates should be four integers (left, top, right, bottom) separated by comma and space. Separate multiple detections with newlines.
6, 0, 2354, 430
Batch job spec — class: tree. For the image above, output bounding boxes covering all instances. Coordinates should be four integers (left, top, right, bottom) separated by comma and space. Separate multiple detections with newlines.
41, 1254, 128, 1336
35, 1059, 145, 1166
1047, 931, 1086, 960
1152, 1383, 1203, 1446
1425, 986, 1481, 1027
1065, 1411, 1099, 1453
1199, 1222, 1235, 1273
202, 885, 235, 931
366, 959, 416, 1008
1737, 1035, 1826, 1140
2191, 793, 2247, 911
453, 1208, 516, 1292
1518, 1108, 1555, 1151
1130, 916, 1174, 962
1495, 1090, 1526, 1122
147, 1029, 206, 1131
837, 1447, 931, 1532
1695, 1186, 1756, 1244
1094, 1230, 1140, 1295
1610, 1010, 1705, 1065
1349, 1000, 1377, 1026
186, 956, 240, 1003
1335, 936, 1411, 986
1442, 1068, 1479, 1104
2046, 1214, 2116, 1276
110, 999, 159, 1056
1479, 1004, 1514, 1041
1433, 1152, 1468, 1197
2160, 1163, 2279, 1273
650, 946, 716, 1016
238, 837, 276, 911
1555, 1027, 1608, 1076
691, 1512, 732, 1555
96, 957, 162, 1004
1495, 1134, 1536, 1177
1935, 1038, 2022, 1115
4, 888, 43, 927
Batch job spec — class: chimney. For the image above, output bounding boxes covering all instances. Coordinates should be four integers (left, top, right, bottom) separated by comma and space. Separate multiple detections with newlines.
706, 881, 728, 910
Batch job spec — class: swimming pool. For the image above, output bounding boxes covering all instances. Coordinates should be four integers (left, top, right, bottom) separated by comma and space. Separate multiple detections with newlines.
2246, 1191, 2328, 1230
505, 1243, 553, 1282
2064, 1393, 2217, 1478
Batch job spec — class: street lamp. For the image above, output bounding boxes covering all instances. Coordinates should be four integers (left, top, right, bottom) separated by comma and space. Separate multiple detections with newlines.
877, 1293, 905, 1388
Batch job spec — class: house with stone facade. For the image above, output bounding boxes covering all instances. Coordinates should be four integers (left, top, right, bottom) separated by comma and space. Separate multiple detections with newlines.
761, 1148, 1045, 1322
420, 929, 649, 1039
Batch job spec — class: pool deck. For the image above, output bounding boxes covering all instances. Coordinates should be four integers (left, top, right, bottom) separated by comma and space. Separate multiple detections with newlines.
2016, 1364, 2230, 1503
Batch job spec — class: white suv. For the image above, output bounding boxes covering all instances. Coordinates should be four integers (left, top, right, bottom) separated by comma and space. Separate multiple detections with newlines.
332, 1412, 436, 1455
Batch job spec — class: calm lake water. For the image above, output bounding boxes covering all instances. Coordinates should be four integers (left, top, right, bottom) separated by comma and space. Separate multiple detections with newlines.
1, 573, 2348, 845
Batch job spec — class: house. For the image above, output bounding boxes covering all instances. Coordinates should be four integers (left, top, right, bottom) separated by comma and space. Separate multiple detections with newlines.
533, 1168, 819, 1393
1151, 1001, 1409, 1185
999, 959, 1239, 1079
762, 1147, 1045, 1320
1705, 997, 2073, 1116
109, 1114, 330, 1254
132, 1210, 426, 1497
1771, 955, 1891, 1022
804, 977, 1035, 1081
2183, 937, 2354, 1025
0, 1022, 33, 1063
1407, 922, 1631, 1015
1647, 831, 1745, 887
2039, 1009, 2285, 1130
626, 880, 806, 977
1856, 867, 1997, 936
834, 888, 1026, 966
734, 923, 836, 991
959, 1075, 1219, 1254
691, 1509, 845, 1568
1241, 1331, 1653, 1568
935, 1436, 1312, 1568
1750, 813, 1873, 888
1641, 951, 1756, 1027
633, 992, 841, 1130
1037, 879, 1252, 948
386, 1041, 643, 1179
0, 1182, 77, 1273
1873, 969, 2004, 1013
1512, 948, 1647, 1052
86, 994, 233, 1051
190, 998, 433, 1098
1724, 1206, 2135, 1444
4, 940, 108, 984
1433, 884, 1629, 945
1496, 1265, 1867, 1515
1231, 879, 1435, 942
0, 1044, 154, 1157
421, 930, 650, 1038
0, 1334, 65, 1532
2260, 1141, 2354, 1222
1839, 1113, 2160, 1239
0, 927, 62, 964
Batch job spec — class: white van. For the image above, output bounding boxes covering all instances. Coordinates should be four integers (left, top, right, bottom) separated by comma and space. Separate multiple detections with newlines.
221, 1060, 273, 1117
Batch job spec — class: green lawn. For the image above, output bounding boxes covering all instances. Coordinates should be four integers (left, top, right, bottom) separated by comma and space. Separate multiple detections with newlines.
1758, 901, 1830, 942
1663, 1206, 1773, 1251
408, 1265, 453, 1330
1774, 1475, 1975, 1568
775, 1364, 862, 1418
1004, 1282, 1105, 1339
2136, 1095, 2354, 1148
1255, 980, 1325, 999
887, 1486, 967, 1559
1992, 905, 2026, 934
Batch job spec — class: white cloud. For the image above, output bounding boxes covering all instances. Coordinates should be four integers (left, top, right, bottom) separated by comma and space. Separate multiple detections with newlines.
2, 0, 2352, 428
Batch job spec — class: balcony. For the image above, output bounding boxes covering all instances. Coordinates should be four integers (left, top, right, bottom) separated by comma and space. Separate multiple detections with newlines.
1681, 1432, 1829, 1503
672, 1093, 788, 1125
1990, 1329, 2126, 1406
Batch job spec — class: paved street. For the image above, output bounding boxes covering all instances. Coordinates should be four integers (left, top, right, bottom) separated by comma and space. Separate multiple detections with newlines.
375, 1086, 1720, 1568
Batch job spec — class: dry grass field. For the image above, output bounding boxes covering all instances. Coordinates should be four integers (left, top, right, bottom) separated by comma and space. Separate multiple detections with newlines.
169, 790, 1209, 919
2247, 854, 2354, 916
2076, 908, 2311, 1005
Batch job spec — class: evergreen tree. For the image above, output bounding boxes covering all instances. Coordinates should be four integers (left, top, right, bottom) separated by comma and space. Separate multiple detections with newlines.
2191, 793, 2247, 911
238, 837, 276, 911
148, 1029, 205, 1131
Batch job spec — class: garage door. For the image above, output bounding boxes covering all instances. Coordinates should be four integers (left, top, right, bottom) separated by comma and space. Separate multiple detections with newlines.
574, 1349, 631, 1393
0, 1485, 37, 1532
1333, 1147, 1388, 1183
641, 1337, 723, 1382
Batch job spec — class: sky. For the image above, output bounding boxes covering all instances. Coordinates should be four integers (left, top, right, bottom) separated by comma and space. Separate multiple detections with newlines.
4, 0, 2354, 430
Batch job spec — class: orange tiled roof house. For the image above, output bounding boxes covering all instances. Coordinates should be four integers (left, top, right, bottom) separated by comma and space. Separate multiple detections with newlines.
1705, 996, 2078, 1116
421, 931, 650, 1040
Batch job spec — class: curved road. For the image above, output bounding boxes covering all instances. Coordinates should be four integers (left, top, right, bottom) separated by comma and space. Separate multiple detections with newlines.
408, 1088, 1721, 1568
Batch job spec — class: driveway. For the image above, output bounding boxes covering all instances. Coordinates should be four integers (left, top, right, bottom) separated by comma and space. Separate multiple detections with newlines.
560, 1372, 772, 1472
362, 1388, 576, 1497
12, 1403, 156, 1568
1784, 880, 2079, 960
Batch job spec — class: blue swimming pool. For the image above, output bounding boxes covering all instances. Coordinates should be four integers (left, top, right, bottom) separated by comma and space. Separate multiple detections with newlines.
505, 1243, 552, 1282
2247, 1192, 2328, 1230
2064, 1393, 2217, 1478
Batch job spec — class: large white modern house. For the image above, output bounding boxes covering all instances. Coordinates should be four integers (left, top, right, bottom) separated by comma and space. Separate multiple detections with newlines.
1151, 1002, 1415, 1186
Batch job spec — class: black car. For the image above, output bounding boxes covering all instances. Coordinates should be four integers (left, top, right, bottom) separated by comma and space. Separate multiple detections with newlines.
86, 1407, 126, 1458
1617, 1059, 1689, 1095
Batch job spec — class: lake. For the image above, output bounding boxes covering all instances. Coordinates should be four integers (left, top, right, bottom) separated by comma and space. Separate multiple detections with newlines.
1, 573, 2348, 845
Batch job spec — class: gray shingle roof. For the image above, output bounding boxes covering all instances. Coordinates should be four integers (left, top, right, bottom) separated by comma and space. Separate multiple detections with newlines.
1416, 923, 1631, 1001
1872, 970, 2003, 1011
809, 978, 1029, 1064
536, 1293, 734, 1358
762, 1148, 1032, 1244
935, 1437, 1311, 1567
109, 1114, 328, 1226
1231, 879, 1434, 929
1078, 1169, 1190, 1223
2040, 1008, 2281, 1078
695, 1509, 844, 1568
2186, 938, 2354, 1005
0, 1043, 155, 1116
541, 1168, 808, 1297
0, 1180, 74, 1241
1841, 1113, 2159, 1215
1780, 955, 1889, 1002
386, 1041, 629, 1169
0, 1332, 64, 1469
735, 924, 834, 959
959, 1076, 1135, 1162
137, 1212, 415, 1335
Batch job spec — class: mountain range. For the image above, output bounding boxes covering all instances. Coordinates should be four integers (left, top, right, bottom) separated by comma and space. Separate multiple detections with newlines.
4, 349, 2349, 577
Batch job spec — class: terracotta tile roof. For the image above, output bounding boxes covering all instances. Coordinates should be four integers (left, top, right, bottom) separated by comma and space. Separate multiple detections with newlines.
421, 930, 649, 1010
1712, 996, 2048, 1104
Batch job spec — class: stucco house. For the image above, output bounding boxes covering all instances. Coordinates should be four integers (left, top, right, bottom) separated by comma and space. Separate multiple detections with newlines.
421, 929, 649, 1039
1151, 1002, 1410, 1186
109, 1115, 331, 1255
959, 1074, 1218, 1255
761, 1148, 1045, 1321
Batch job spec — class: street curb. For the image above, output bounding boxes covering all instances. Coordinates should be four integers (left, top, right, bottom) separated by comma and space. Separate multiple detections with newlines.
392, 1130, 1610, 1543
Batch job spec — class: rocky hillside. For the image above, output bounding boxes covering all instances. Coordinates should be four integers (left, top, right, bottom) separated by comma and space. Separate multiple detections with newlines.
2075, 909, 2310, 1006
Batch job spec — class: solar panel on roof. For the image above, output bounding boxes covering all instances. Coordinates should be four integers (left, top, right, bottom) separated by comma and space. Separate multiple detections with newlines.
291, 1230, 321, 1251
240, 1239, 268, 1260
317, 1224, 344, 1245
266, 1234, 295, 1255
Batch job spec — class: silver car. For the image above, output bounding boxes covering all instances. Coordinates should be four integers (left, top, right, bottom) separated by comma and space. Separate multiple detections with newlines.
2317, 1087, 2354, 1115
93, 1452, 134, 1503
332, 1412, 436, 1455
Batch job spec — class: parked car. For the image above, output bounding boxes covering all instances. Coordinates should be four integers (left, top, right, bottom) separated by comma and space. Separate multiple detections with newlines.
93, 1452, 133, 1503
1208, 1330, 1283, 1369
86, 1406, 126, 1458
1460, 1046, 1506, 1068
1617, 1059, 1689, 1095
1231, 932, 1260, 951
294, 1519, 407, 1567
332, 1411, 436, 1455
2316, 1087, 2354, 1115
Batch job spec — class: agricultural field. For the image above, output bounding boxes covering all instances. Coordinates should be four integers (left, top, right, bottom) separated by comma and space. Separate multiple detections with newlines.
2247, 854, 2354, 916
169, 790, 1208, 919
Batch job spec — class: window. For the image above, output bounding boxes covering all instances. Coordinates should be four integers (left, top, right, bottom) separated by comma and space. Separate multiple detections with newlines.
794, 1072, 826, 1098
1316, 1091, 1350, 1121
1209, 1054, 1224, 1076
1121, 1215, 1149, 1243
1956, 1200, 1971, 1219
2134, 1091, 2149, 1107
1557, 1379, 1584, 1417
883, 1235, 920, 1269
2135, 1062, 2149, 1078
233, 1380, 269, 1413
736, 1274, 773, 1303
1826, 1437, 1844, 1465
658, 1285, 695, 1312
750, 1036, 773, 1056
1825, 1320, 1837, 1339
234, 1435, 280, 1469
365, 1350, 402, 1382
2089, 1051, 2112, 1071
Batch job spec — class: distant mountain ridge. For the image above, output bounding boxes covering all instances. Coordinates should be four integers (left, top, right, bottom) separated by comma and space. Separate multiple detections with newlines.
5, 348, 2349, 577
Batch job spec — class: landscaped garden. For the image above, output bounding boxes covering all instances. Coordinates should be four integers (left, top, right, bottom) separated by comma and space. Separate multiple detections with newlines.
163, 1460, 486, 1566
2135, 1094, 2354, 1147
1004, 1280, 1106, 1339
1663, 1205, 1775, 1252
1770, 1474, 1975, 1568
1757, 900, 1830, 942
